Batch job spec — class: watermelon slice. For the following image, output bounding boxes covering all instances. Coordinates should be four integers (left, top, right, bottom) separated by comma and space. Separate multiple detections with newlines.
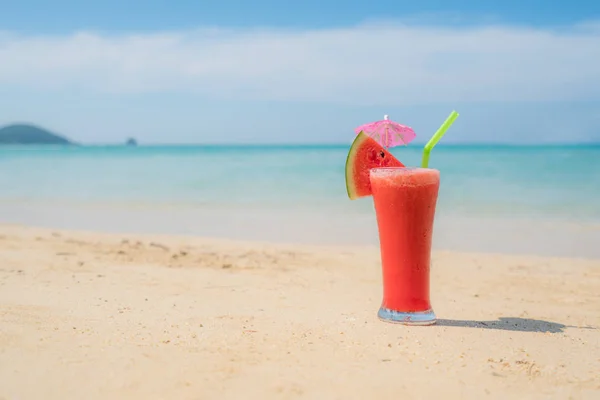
345, 132, 405, 200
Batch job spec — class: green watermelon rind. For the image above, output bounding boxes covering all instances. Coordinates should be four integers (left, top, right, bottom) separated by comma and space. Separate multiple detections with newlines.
345, 132, 370, 200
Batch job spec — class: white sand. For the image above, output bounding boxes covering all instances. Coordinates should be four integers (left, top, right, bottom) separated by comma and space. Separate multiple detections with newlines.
1, 225, 599, 399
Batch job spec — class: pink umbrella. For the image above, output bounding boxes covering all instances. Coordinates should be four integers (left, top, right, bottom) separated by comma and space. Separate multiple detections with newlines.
354, 115, 416, 148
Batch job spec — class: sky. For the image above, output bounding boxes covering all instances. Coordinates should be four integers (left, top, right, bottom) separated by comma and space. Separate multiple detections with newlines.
0, 0, 599, 144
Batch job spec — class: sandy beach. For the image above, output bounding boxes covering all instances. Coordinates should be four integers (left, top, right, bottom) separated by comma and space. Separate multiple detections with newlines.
0, 224, 599, 399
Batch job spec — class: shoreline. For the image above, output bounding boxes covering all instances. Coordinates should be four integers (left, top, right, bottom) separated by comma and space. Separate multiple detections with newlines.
1, 224, 599, 399
2, 222, 600, 261
1, 200, 599, 259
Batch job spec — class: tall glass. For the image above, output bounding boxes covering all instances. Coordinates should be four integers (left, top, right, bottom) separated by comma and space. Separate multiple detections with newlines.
369, 167, 440, 325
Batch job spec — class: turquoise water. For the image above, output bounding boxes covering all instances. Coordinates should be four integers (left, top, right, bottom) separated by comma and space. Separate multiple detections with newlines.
1, 144, 599, 221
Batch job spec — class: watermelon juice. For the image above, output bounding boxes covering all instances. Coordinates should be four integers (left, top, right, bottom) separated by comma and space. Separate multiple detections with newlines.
369, 167, 440, 325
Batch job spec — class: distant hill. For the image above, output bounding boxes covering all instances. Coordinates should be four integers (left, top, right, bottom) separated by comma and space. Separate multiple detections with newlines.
0, 124, 75, 145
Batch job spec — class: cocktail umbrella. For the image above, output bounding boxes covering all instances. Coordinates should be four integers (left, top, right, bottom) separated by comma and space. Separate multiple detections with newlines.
354, 115, 416, 148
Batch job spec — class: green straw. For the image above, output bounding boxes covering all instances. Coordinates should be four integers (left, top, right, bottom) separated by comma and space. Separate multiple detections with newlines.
421, 110, 459, 168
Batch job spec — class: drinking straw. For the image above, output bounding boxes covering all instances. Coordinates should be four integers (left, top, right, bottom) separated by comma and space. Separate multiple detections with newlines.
421, 110, 459, 168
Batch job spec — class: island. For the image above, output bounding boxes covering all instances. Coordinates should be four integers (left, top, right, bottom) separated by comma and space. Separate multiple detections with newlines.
125, 138, 138, 146
0, 124, 75, 145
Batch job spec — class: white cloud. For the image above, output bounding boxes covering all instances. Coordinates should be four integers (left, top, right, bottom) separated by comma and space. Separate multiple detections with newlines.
1, 21, 600, 105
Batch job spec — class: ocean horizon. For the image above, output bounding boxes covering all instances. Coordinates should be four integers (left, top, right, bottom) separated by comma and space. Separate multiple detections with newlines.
1, 143, 599, 258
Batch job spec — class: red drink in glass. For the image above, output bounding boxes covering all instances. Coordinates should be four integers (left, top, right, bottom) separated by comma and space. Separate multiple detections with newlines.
370, 167, 440, 325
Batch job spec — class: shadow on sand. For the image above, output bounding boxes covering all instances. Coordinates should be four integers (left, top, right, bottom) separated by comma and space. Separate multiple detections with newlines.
435, 317, 596, 333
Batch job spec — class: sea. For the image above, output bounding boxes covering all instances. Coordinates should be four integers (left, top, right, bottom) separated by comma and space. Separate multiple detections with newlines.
1, 144, 599, 258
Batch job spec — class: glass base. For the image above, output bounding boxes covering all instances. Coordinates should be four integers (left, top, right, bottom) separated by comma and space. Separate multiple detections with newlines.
377, 307, 437, 325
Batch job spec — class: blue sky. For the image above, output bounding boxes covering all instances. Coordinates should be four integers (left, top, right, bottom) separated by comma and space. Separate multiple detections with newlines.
3, 0, 600, 31
1, 0, 599, 144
